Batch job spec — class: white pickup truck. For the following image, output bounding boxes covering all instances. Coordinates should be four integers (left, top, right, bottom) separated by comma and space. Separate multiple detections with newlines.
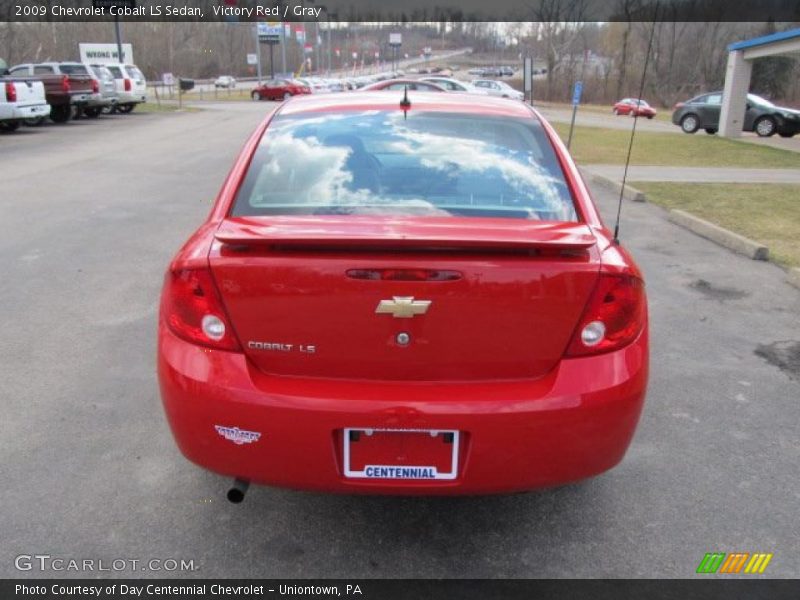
0, 60, 51, 131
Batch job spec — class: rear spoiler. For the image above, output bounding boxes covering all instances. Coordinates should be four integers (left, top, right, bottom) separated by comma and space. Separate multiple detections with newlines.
215, 216, 597, 250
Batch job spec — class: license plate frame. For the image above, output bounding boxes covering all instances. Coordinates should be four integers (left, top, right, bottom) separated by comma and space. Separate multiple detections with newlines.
343, 428, 460, 481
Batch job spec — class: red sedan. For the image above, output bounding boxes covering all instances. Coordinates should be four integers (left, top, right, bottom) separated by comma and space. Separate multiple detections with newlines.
158, 91, 648, 499
251, 79, 310, 101
613, 98, 657, 119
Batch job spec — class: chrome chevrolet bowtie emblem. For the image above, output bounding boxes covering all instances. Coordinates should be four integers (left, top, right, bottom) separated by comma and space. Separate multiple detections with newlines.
375, 296, 432, 318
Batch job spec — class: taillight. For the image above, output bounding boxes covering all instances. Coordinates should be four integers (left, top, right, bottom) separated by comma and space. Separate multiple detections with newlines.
91, 79, 99, 93
61, 75, 70, 93
124, 78, 132, 91
566, 274, 646, 357
162, 267, 241, 351
5, 82, 16, 103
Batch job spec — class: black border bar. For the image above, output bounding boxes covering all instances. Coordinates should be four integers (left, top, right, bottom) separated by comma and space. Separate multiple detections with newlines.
3, 580, 800, 600
0, 0, 799, 22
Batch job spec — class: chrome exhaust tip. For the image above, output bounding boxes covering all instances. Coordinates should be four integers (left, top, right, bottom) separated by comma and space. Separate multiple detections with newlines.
226, 478, 250, 504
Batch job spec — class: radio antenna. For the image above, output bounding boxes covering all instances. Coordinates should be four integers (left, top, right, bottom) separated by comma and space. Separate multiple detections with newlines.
613, 1, 660, 243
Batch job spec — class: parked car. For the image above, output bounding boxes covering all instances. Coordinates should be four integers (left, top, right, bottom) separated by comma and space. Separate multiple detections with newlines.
672, 92, 800, 137
362, 79, 446, 92
420, 77, 488, 95
471, 79, 524, 100
9, 61, 97, 123
613, 98, 657, 119
83, 64, 119, 117
325, 79, 346, 93
214, 75, 236, 89
101, 63, 147, 113
157, 91, 649, 498
0, 59, 50, 131
251, 79, 311, 101
294, 78, 329, 94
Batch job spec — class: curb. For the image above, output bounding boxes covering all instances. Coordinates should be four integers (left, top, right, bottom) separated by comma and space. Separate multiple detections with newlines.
579, 168, 647, 202
788, 268, 800, 290
668, 210, 769, 261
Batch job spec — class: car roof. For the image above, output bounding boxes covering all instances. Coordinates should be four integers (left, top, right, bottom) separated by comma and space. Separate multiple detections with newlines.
277, 90, 535, 118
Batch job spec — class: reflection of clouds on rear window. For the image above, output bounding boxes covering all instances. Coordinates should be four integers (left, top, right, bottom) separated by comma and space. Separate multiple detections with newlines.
233, 110, 577, 221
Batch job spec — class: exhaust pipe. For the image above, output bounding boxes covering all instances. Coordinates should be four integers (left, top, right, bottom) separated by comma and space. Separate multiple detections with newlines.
227, 478, 250, 504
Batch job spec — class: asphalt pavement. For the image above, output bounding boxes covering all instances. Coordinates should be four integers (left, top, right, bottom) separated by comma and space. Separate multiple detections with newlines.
2, 103, 799, 578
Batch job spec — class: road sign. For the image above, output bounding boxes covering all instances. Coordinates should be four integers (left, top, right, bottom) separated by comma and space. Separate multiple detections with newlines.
389, 33, 402, 47
162, 72, 174, 86
247, 53, 258, 66
524, 57, 532, 93
257, 22, 282, 43
79, 42, 134, 64
572, 81, 583, 106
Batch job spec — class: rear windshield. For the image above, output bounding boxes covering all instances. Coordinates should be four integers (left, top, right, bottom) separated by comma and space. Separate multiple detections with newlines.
106, 66, 123, 78
125, 66, 145, 80
90, 66, 113, 82
232, 110, 577, 221
59, 64, 89, 75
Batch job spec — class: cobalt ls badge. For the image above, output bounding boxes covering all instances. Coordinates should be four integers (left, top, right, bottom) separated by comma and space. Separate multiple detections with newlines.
214, 425, 261, 445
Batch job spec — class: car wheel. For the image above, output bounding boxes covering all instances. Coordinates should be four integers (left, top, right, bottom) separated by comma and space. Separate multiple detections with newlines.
0, 121, 21, 132
50, 105, 71, 123
252, 91, 261, 101
23, 117, 45, 127
680, 114, 699, 134
101, 105, 115, 115
778, 132, 795, 138
283, 92, 292, 100
613, 108, 619, 115
705, 128, 717, 135
754, 116, 776, 137
647, 115, 654, 119
84, 108, 101, 119
116, 104, 134, 114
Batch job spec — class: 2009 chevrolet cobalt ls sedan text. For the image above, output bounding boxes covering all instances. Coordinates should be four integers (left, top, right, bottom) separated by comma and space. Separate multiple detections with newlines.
158, 91, 648, 498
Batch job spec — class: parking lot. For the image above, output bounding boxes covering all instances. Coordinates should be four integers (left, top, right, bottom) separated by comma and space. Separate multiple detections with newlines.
2, 103, 799, 578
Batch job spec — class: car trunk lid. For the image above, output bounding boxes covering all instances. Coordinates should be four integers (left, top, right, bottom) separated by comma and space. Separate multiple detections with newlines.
209, 216, 601, 381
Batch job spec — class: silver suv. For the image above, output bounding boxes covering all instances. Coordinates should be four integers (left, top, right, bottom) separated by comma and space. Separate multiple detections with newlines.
84, 64, 119, 117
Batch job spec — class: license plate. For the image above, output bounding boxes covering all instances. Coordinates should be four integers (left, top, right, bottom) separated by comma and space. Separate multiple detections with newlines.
343, 428, 459, 481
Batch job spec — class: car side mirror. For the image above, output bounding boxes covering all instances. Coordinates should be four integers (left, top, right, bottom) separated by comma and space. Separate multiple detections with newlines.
745, 103, 752, 110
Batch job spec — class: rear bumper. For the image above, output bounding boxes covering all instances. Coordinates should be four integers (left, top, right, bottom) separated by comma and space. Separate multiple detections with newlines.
70, 92, 93, 106
158, 325, 648, 495
88, 94, 117, 108
117, 92, 147, 104
4, 103, 50, 120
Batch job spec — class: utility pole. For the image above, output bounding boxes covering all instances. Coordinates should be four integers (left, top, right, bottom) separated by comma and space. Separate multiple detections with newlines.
114, 15, 123, 63
253, 23, 262, 84
279, 2, 287, 76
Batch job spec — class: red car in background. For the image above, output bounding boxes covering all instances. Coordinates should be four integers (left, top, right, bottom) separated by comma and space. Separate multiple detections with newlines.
613, 98, 657, 119
158, 91, 649, 500
251, 79, 310, 101
362, 79, 446, 92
